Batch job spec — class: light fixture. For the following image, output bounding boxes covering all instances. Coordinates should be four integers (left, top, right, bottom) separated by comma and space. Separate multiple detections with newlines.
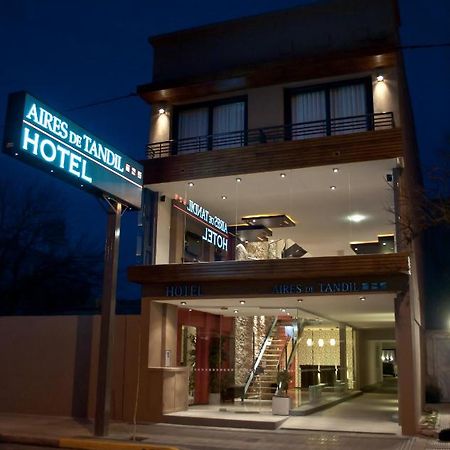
360, 296, 366, 302
240, 300, 245, 305
280, 173, 286, 178
50, 169, 54, 173
158, 107, 166, 114
234, 309, 239, 314
236, 177, 242, 183
330, 338, 336, 346
281, 308, 286, 312
382, 242, 387, 246
252, 219, 256, 223
80, 184, 84, 188
187, 182, 194, 187
221, 195, 227, 200
347, 213, 366, 223
189, 309, 192, 312
181, 301, 187, 305
297, 298, 303, 303
333, 168, 339, 173
330, 186, 336, 191
14, 152, 19, 156
376, 74, 384, 82
318, 338, 324, 347
306, 338, 313, 347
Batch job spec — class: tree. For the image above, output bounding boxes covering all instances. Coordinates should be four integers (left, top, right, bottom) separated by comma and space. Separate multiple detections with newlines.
0, 179, 102, 314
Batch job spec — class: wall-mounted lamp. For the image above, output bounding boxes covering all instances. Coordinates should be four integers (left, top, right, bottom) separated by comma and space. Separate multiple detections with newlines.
158, 107, 166, 115
376, 74, 384, 83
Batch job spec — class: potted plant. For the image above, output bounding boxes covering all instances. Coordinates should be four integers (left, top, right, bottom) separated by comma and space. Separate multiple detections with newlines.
272, 370, 292, 415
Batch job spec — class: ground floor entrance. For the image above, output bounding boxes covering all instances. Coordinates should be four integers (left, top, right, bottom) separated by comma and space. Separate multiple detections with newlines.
129, 253, 423, 435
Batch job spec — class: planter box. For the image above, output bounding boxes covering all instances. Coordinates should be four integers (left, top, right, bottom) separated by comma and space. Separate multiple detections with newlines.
209, 393, 221, 405
272, 395, 291, 416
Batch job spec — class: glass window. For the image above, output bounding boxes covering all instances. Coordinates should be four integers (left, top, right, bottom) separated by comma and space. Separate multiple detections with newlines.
291, 90, 327, 139
177, 107, 209, 153
212, 102, 246, 149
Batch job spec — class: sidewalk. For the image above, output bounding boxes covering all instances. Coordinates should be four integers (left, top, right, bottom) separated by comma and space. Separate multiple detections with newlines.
0, 410, 449, 450
0, 413, 177, 450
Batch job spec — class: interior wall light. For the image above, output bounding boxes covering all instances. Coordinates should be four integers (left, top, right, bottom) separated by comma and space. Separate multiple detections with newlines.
347, 214, 366, 223
376, 74, 384, 83
158, 107, 166, 114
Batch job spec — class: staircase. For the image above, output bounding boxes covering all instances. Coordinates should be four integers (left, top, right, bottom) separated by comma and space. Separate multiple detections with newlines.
246, 320, 291, 400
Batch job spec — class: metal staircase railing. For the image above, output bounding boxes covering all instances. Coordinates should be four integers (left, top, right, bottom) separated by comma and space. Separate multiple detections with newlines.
243, 317, 278, 399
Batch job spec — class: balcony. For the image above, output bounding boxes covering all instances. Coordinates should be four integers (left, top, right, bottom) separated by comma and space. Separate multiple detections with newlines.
147, 112, 395, 159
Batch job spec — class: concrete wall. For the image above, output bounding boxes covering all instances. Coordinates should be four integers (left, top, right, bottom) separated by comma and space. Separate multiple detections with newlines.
155, 197, 172, 264
0, 315, 140, 420
426, 331, 450, 402
355, 328, 395, 388
151, 0, 398, 82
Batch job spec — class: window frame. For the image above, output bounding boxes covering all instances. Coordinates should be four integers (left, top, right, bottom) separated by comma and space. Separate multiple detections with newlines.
172, 96, 248, 154
284, 77, 374, 137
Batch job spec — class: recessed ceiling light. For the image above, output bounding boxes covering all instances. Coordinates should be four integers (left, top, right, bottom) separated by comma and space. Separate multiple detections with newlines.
234, 309, 239, 314
252, 219, 256, 223
281, 308, 286, 312
50, 169, 54, 173
221, 195, 227, 200
330, 338, 336, 346
240, 300, 245, 305
280, 173, 286, 178
187, 182, 194, 187
297, 299, 303, 303
348, 214, 366, 223
360, 296, 366, 302
236, 177, 242, 183
382, 242, 387, 246
14, 152, 19, 156
80, 184, 84, 188
189, 309, 192, 312
158, 108, 166, 114
354, 247, 359, 251
181, 301, 187, 305
330, 186, 336, 190
333, 168, 339, 173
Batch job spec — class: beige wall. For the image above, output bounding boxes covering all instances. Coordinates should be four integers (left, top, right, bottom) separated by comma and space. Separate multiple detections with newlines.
155, 198, 172, 264
355, 328, 395, 388
149, 70, 400, 147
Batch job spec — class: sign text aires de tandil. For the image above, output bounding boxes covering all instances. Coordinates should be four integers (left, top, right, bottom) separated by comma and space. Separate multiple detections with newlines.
3, 92, 143, 209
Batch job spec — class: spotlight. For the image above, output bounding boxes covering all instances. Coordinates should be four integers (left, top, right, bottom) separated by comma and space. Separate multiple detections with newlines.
236, 177, 242, 183
333, 168, 339, 173
221, 195, 227, 200
181, 301, 187, 306
330, 186, 336, 191
158, 108, 166, 114
360, 296, 366, 302
307, 338, 313, 347
280, 173, 286, 178
376, 74, 384, 82
240, 300, 245, 305
187, 182, 194, 187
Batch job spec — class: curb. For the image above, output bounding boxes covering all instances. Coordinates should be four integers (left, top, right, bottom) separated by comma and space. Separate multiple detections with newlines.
0, 433, 179, 450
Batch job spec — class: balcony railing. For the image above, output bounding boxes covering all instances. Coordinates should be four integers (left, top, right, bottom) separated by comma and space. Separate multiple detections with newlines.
146, 111, 395, 159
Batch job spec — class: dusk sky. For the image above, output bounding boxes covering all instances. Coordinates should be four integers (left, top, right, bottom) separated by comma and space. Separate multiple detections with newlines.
1, 0, 449, 301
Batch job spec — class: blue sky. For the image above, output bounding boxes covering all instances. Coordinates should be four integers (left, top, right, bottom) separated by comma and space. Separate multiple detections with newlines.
0, 0, 449, 300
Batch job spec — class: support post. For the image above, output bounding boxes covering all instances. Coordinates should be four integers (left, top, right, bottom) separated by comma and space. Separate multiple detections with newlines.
95, 201, 122, 436
339, 324, 348, 385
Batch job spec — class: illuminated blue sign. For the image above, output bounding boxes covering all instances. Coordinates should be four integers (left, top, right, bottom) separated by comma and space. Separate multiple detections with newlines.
3, 92, 143, 209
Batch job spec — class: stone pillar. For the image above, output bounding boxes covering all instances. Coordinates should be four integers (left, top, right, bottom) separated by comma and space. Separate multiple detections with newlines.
395, 291, 421, 435
339, 324, 347, 385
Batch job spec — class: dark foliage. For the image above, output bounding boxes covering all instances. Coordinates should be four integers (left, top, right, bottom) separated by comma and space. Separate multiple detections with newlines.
0, 180, 103, 314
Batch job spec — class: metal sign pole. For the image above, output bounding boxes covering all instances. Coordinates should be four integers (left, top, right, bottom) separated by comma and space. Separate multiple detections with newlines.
95, 199, 122, 436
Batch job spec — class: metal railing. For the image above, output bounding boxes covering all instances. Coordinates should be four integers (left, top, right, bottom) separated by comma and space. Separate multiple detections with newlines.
243, 317, 278, 399
146, 111, 395, 159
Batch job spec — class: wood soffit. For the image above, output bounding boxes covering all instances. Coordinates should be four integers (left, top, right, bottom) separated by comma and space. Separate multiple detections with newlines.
142, 128, 404, 184
128, 253, 410, 285
137, 47, 398, 104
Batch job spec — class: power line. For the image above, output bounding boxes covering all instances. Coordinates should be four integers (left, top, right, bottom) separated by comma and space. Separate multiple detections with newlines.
64, 92, 138, 112
400, 42, 450, 50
